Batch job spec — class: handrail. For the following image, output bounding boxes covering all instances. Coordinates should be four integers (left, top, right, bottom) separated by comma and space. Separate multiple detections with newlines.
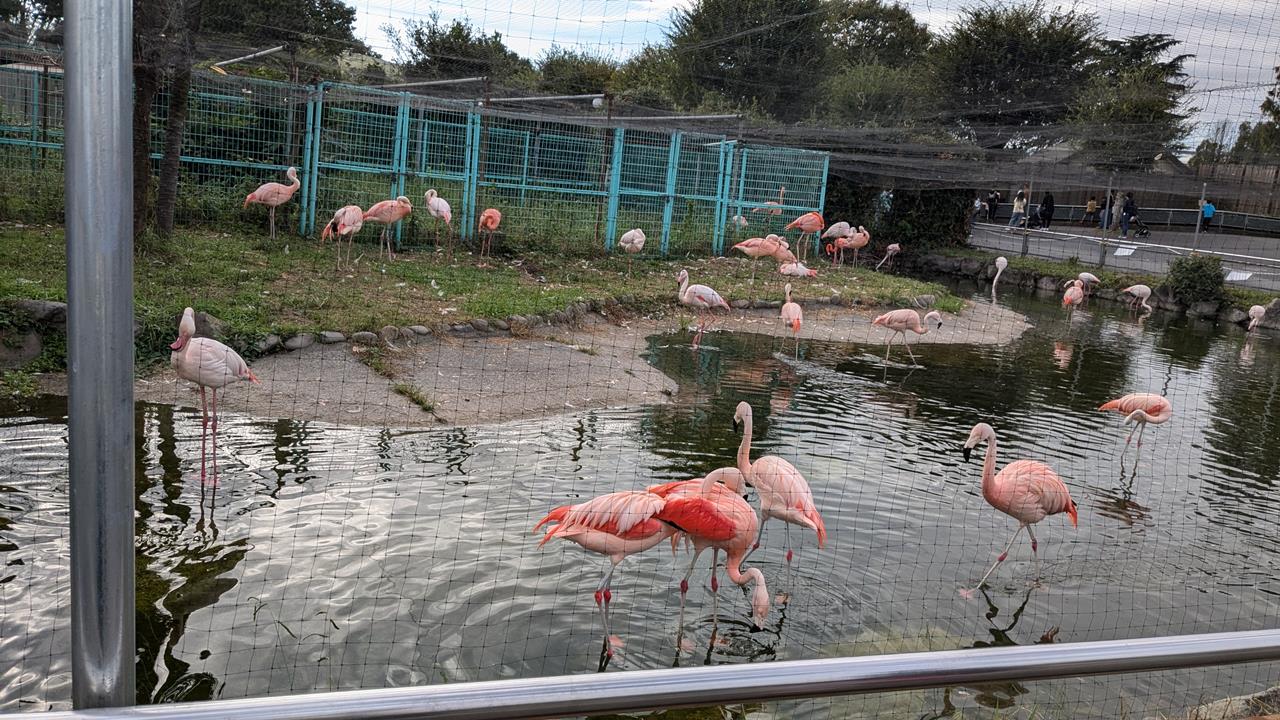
10, 629, 1280, 720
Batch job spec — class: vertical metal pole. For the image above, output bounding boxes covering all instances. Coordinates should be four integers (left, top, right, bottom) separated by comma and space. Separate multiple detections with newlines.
660, 131, 682, 256
304, 83, 326, 236
298, 89, 315, 235
30, 71, 40, 171
518, 130, 531, 205
1193, 182, 1206, 251
66, 0, 135, 708
1098, 174, 1113, 268
417, 108, 428, 174
734, 147, 748, 219
1021, 181, 1032, 257
392, 93, 409, 250
604, 128, 625, 251
814, 153, 830, 258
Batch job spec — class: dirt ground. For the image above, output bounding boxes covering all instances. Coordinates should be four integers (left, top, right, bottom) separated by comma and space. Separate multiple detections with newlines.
39, 300, 1030, 428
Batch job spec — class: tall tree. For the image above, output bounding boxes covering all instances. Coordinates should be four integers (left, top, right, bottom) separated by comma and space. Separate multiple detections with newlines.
385, 13, 533, 87
537, 47, 616, 95
203, 0, 364, 55
610, 44, 682, 110
155, 0, 203, 237
823, 0, 930, 69
822, 62, 932, 127
930, 1, 1097, 149
1189, 121, 1232, 168
666, 0, 829, 121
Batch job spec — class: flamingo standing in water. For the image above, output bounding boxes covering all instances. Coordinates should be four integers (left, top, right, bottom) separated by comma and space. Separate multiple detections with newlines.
1062, 280, 1084, 317
677, 269, 729, 348
779, 261, 817, 278
785, 212, 824, 262
243, 166, 300, 241
534, 490, 676, 658
170, 308, 260, 483
1098, 393, 1173, 452
733, 234, 787, 284
1122, 284, 1153, 314
871, 308, 943, 364
363, 196, 413, 260
618, 228, 646, 276
477, 208, 502, 261
424, 189, 453, 255
875, 243, 901, 271
961, 422, 1077, 596
733, 401, 826, 582
1249, 305, 1267, 331
991, 257, 1009, 301
648, 470, 770, 631
752, 186, 785, 216
781, 283, 803, 357
321, 205, 364, 271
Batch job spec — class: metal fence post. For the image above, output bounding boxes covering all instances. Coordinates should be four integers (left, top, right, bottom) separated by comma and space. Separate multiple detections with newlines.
29, 71, 40, 171
304, 83, 326, 236
734, 147, 748, 219
604, 128, 625, 251
460, 111, 481, 242
65, 0, 136, 707
711, 140, 734, 256
815, 153, 830, 258
298, 87, 315, 235
660, 131, 682, 256
1193, 181, 1206, 251
391, 93, 409, 249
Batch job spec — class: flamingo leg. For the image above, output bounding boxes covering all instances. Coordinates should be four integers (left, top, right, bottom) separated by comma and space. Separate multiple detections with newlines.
709, 549, 720, 618
210, 388, 219, 485
677, 547, 707, 635
852, 248, 859, 268
199, 386, 208, 483
884, 334, 894, 363
785, 524, 793, 588
741, 516, 767, 566
594, 560, 618, 657
269, 207, 276, 241
904, 334, 918, 364
965, 525, 1025, 595
1027, 524, 1040, 575
1136, 421, 1147, 449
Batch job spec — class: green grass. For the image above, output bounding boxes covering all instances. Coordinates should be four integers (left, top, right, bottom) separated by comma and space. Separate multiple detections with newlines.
0, 226, 964, 372
392, 383, 435, 414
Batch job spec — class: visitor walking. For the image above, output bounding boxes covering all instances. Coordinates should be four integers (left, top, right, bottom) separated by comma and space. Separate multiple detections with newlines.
1120, 192, 1138, 239
1007, 191, 1027, 230
986, 189, 1001, 221
1082, 196, 1099, 226
1201, 198, 1216, 231
1038, 192, 1055, 229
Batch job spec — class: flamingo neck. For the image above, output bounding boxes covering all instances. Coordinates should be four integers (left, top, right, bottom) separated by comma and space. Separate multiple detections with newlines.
992, 268, 1004, 287
784, 286, 792, 304
678, 275, 690, 303
287, 169, 299, 189
736, 413, 753, 478
724, 554, 759, 588
980, 437, 998, 505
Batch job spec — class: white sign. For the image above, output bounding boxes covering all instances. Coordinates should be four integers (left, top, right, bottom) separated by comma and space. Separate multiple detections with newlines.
1113, 246, 1137, 257
1226, 270, 1254, 282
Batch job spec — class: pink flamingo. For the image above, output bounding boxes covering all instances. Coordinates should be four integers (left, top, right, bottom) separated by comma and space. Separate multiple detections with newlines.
785, 212, 825, 262
991, 256, 1009, 301
961, 422, 1077, 596
618, 228, 646, 276
1121, 284, 1153, 314
779, 261, 817, 278
871, 308, 943, 364
478, 208, 502, 261
751, 186, 785, 216
677, 269, 729, 348
821, 222, 851, 266
243, 166, 300, 241
648, 470, 770, 631
170, 308, 260, 483
363, 196, 413, 260
770, 237, 797, 264
781, 283, 803, 357
1063, 280, 1084, 316
1249, 304, 1267, 331
733, 234, 788, 283
424, 188, 453, 255
875, 243, 901, 271
733, 401, 826, 581
1098, 393, 1173, 452
321, 205, 364, 270
534, 490, 675, 657
845, 226, 871, 267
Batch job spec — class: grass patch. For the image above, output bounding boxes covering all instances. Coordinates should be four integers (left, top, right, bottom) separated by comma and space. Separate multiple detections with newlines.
0, 226, 965, 373
392, 383, 435, 414
353, 346, 396, 379
0, 369, 37, 402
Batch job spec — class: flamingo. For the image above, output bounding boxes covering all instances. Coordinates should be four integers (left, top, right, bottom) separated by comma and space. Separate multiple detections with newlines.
424, 189, 453, 255
752, 186, 785, 216
1077, 272, 1100, 293
243, 166, 300, 241
618, 228, 646, 276
477, 208, 502, 261
1121, 284, 1153, 314
785, 212, 824, 262
821, 222, 851, 266
991, 257, 1009, 301
781, 283, 803, 357
871, 308, 943, 364
363, 196, 413, 260
769, 236, 797, 264
534, 490, 676, 658
733, 234, 787, 284
846, 226, 871, 267
170, 308, 260, 483
1098, 393, 1173, 452
779, 261, 817, 278
648, 470, 770, 631
960, 422, 1078, 596
677, 269, 730, 348
875, 243, 901, 272
1062, 280, 1084, 316
730, 214, 749, 230
320, 205, 364, 271
733, 401, 826, 581
1249, 304, 1267, 331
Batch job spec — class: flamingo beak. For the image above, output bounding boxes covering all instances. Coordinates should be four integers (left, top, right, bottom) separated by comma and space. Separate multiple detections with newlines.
962, 446, 972, 462
169, 336, 186, 351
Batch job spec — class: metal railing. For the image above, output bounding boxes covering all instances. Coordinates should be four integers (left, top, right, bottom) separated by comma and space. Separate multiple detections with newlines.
4, 630, 1280, 720
985, 203, 1280, 238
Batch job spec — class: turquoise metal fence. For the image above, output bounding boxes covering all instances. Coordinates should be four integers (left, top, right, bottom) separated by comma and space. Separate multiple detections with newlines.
0, 66, 829, 255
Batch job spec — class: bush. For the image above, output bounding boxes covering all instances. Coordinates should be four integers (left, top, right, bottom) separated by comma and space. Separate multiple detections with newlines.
822, 177, 972, 257
1166, 254, 1225, 305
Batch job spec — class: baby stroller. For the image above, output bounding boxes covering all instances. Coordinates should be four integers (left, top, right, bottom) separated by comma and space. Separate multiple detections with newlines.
1130, 215, 1151, 238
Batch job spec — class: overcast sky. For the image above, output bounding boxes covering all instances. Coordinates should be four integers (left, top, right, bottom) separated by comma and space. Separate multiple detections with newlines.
346, 0, 1280, 147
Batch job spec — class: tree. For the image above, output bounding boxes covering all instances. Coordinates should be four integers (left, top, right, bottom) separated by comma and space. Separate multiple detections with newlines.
930, 1, 1097, 149
385, 13, 533, 87
1230, 120, 1280, 162
823, 0, 930, 69
822, 62, 932, 127
1189, 121, 1232, 168
203, 0, 364, 55
610, 44, 682, 110
666, 0, 829, 121
537, 47, 616, 95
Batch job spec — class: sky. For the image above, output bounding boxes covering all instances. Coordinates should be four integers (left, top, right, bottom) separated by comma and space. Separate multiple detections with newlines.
343, 0, 1280, 148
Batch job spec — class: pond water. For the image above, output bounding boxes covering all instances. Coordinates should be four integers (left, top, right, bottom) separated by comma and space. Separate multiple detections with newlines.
4, 286, 1280, 718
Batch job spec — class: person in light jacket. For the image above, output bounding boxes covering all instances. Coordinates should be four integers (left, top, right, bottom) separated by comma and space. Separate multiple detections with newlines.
1007, 191, 1027, 229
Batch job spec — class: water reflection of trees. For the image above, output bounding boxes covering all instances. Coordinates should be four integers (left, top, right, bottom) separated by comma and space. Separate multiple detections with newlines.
1203, 334, 1280, 491
1152, 314, 1217, 371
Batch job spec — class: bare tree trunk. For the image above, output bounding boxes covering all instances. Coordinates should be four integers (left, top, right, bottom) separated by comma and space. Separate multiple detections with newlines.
132, 64, 157, 235
154, 0, 202, 237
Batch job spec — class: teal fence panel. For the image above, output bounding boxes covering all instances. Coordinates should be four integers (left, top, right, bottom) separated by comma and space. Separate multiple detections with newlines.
0, 62, 829, 255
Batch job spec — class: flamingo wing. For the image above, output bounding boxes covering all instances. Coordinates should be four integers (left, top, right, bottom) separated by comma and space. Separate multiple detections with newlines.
653, 495, 737, 542
689, 284, 728, 309
750, 456, 826, 546
535, 490, 666, 544
871, 308, 920, 330
999, 460, 1077, 526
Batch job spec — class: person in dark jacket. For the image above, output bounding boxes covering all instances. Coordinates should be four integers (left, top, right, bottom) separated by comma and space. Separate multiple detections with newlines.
1038, 193, 1055, 229
986, 189, 1001, 221
1120, 193, 1138, 238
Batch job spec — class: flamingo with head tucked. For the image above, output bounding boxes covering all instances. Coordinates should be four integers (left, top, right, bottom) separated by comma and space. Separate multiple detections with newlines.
781, 283, 803, 357
960, 422, 1077, 596
170, 308, 260, 484
363, 196, 413, 260
321, 204, 364, 270
779, 261, 817, 278
785, 212, 824, 262
871, 308, 943, 364
618, 228, 646, 276
1122, 284, 1153, 314
243, 166, 300, 241
534, 490, 676, 658
1063, 280, 1084, 317
1098, 393, 1173, 452
875, 243, 901, 272
477, 208, 502, 261
1249, 305, 1267, 331
424, 188, 453, 255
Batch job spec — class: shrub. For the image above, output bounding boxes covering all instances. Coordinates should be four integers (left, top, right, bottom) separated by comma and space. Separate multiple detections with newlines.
1166, 254, 1224, 305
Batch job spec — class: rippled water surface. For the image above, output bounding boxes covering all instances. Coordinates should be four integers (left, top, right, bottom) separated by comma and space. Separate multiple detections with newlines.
4, 287, 1280, 718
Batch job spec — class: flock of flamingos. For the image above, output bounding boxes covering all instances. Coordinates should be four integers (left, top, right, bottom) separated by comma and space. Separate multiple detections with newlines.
229, 169, 1197, 657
